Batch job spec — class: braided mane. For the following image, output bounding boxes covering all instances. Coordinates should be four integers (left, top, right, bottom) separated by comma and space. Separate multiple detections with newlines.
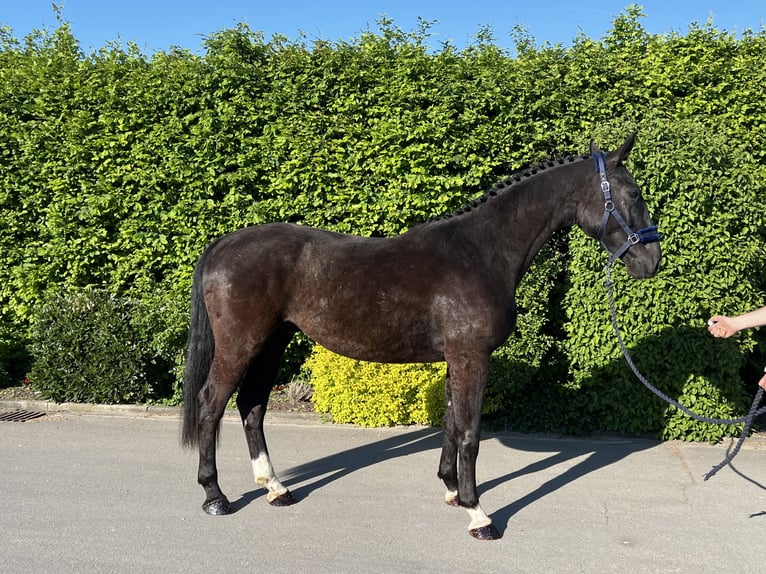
435, 153, 591, 221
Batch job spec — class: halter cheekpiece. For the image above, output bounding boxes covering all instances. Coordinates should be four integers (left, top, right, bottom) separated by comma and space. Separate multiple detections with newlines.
593, 151, 661, 263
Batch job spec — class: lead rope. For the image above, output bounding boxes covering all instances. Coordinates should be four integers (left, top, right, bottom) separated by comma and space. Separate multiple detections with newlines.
604, 262, 766, 480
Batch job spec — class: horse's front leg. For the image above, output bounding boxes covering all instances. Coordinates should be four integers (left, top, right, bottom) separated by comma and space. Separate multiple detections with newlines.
441, 354, 500, 540
438, 369, 460, 507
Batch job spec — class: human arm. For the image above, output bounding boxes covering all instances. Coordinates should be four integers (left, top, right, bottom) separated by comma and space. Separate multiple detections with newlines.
707, 305, 766, 338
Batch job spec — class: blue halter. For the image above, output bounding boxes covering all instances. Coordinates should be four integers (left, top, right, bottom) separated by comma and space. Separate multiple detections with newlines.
593, 151, 661, 263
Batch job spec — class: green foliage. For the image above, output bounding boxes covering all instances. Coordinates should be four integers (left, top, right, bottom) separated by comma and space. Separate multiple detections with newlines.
0, 318, 29, 387
28, 289, 175, 403
1, 9, 764, 438
564, 116, 765, 442
483, 239, 583, 433
307, 345, 448, 427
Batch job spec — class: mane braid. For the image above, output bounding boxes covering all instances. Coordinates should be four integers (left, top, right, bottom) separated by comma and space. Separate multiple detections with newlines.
431, 152, 591, 222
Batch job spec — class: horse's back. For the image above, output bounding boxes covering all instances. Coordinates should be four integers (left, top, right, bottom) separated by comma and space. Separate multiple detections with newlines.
201, 223, 446, 360
202, 223, 338, 282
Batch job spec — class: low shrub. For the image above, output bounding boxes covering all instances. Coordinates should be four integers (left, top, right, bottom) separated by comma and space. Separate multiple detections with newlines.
306, 345, 448, 427
28, 288, 173, 403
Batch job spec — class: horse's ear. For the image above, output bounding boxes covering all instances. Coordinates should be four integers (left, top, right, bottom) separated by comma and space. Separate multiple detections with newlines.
613, 131, 637, 164
589, 138, 602, 157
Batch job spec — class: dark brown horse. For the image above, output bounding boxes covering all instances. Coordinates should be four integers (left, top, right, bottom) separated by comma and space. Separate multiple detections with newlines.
181, 133, 661, 540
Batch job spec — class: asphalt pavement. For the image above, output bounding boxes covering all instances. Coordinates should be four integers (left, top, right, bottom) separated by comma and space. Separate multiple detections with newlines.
1, 403, 764, 573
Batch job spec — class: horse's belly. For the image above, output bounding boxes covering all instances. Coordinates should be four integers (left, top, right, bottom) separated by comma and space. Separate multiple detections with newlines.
291, 304, 443, 364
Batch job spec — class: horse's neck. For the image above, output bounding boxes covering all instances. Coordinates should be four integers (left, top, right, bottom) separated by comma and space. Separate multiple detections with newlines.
469, 171, 581, 285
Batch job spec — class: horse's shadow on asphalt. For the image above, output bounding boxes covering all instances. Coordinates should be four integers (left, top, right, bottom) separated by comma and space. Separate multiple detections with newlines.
230, 426, 443, 513
230, 426, 656, 536
483, 435, 654, 535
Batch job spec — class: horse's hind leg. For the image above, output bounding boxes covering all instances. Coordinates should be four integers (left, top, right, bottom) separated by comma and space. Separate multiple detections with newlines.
237, 324, 297, 506
196, 356, 245, 516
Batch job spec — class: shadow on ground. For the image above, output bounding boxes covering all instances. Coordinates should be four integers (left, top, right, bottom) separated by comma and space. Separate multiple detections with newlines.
230, 425, 659, 537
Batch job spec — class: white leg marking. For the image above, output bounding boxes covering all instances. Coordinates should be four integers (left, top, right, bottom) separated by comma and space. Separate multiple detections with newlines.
251, 453, 288, 502
465, 504, 492, 530
445, 489, 459, 505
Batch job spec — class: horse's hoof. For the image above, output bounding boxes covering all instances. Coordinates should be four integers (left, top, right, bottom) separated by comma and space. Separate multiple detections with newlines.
469, 524, 501, 540
445, 494, 460, 507
268, 491, 297, 507
203, 498, 231, 516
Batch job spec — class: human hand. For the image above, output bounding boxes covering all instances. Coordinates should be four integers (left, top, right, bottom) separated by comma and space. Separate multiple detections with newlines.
759, 373, 766, 391
707, 315, 739, 338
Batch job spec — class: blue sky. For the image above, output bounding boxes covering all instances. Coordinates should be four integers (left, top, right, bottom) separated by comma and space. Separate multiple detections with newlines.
2, 1, 764, 54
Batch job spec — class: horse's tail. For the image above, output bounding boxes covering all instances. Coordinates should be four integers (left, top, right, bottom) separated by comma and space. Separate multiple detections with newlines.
181, 244, 216, 448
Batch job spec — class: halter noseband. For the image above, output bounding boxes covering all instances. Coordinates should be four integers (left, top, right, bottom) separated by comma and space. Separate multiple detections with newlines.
593, 151, 661, 263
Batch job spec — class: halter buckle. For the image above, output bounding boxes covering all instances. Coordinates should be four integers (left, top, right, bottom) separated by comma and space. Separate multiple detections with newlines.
628, 233, 640, 245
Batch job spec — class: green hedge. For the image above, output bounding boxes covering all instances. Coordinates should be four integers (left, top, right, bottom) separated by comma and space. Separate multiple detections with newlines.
1, 7, 764, 439
564, 118, 766, 441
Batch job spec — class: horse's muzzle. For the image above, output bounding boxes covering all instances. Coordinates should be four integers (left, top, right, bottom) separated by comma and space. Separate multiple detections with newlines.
625, 241, 662, 279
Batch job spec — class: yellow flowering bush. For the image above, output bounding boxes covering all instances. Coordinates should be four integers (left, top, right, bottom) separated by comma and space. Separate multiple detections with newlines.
306, 345, 447, 427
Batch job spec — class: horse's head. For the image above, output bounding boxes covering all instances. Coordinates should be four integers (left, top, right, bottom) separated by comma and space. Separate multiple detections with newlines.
582, 132, 661, 279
